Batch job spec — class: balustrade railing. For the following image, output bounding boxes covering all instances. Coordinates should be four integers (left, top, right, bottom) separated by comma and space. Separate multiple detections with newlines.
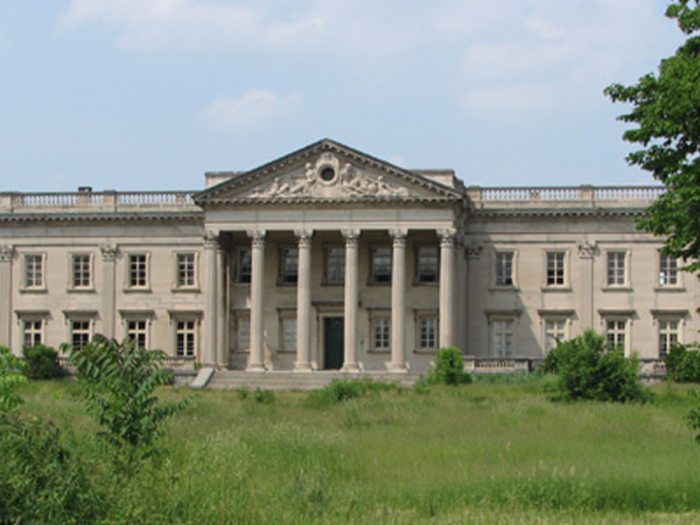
475, 185, 663, 204
4, 190, 196, 211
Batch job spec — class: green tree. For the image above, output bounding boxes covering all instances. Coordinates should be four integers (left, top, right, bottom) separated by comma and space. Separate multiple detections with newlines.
605, 0, 700, 274
0, 345, 27, 412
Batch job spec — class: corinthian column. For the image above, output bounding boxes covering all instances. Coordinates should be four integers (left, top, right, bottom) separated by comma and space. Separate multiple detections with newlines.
342, 229, 361, 372
438, 229, 457, 349
295, 230, 313, 371
0, 245, 13, 348
203, 231, 219, 366
388, 230, 408, 372
99, 244, 118, 340
247, 230, 266, 372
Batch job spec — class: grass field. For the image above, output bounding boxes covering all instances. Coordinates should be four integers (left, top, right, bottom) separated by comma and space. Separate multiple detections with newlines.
12, 378, 700, 524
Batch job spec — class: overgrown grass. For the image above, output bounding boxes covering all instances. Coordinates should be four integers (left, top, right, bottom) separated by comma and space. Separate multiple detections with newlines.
9, 378, 700, 524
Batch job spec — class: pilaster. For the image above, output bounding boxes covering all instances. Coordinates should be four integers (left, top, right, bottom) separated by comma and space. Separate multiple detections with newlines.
247, 230, 267, 372
0, 245, 14, 347
295, 230, 313, 371
438, 228, 457, 349
99, 244, 118, 339
203, 231, 219, 367
342, 229, 361, 372
388, 229, 408, 372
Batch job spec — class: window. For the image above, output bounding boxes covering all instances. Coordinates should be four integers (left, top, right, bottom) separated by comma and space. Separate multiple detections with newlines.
658, 319, 680, 358
175, 320, 197, 357
417, 314, 438, 351
280, 316, 297, 352
71, 320, 91, 351
416, 247, 438, 284
659, 254, 679, 287
495, 252, 514, 287
373, 317, 391, 351
24, 254, 44, 289
71, 254, 91, 289
546, 252, 566, 286
23, 320, 43, 347
544, 319, 567, 353
605, 319, 627, 351
236, 314, 250, 352
492, 320, 515, 357
607, 251, 627, 286
128, 254, 148, 288
280, 247, 299, 284
370, 247, 391, 284
126, 319, 148, 349
176, 253, 196, 288
325, 247, 345, 284
235, 249, 252, 284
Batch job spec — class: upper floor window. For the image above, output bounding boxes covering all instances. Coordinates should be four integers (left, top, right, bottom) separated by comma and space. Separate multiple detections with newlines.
546, 252, 566, 287
176, 253, 197, 288
495, 252, 514, 287
71, 254, 91, 289
325, 247, 345, 284
607, 251, 627, 287
658, 319, 680, 358
370, 247, 391, 284
234, 248, 252, 284
416, 247, 438, 284
659, 254, 679, 287
128, 254, 148, 288
24, 254, 44, 289
279, 247, 299, 284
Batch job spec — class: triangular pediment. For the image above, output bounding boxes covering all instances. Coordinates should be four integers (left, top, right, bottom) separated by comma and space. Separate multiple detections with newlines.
194, 139, 463, 205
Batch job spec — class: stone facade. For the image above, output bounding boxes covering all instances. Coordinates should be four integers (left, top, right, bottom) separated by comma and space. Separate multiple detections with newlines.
0, 139, 696, 372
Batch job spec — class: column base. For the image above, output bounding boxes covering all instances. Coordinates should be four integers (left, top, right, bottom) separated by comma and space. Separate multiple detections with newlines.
294, 362, 313, 372
246, 362, 267, 373
341, 362, 361, 373
386, 362, 409, 373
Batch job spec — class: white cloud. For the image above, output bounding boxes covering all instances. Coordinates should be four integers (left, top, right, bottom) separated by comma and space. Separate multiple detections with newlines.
197, 89, 301, 131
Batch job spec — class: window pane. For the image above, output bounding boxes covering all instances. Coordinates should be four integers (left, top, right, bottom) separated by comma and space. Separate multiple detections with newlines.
237, 250, 252, 283
281, 248, 298, 284
417, 247, 438, 283
373, 318, 390, 349
372, 248, 391, 283
607, 252, 626, 286
496, 252, 513, 286
546, 253, 565, 286
129, 255, 147, 287
326, 248, 345, 284
73, 255, 91, 288
177, 253, 195, 287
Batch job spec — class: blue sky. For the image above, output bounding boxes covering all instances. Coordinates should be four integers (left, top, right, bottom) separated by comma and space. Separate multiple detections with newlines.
0, 1, 685, 192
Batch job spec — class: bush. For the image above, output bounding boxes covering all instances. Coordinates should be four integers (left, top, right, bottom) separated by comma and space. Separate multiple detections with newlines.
0, 346, 28, 412
309, 378, 398, 406
542, 330, 649, 403
22, 344, 60, 379
427, 347, 473, 385
665, 343, 700, 383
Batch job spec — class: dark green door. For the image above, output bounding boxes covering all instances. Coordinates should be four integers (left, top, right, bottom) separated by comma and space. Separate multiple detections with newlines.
324, 317, 344, 370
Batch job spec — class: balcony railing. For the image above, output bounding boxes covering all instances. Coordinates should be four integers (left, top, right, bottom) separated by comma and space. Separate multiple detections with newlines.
470, 185, 664, 206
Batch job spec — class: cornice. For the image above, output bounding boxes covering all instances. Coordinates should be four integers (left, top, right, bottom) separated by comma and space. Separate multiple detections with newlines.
0, 211, 204, 223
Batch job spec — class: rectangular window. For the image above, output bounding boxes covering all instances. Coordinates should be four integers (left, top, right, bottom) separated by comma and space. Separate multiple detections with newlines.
658, 320, 680, 358
235, 249, 252, 284
23, 320, 43, 348
659, 254, 679, 287
546, 252, 565, 286
607, 251, 627, 286
418, 316, 438, 351
606, 320, 627, 351
176, 320, 197, 357
177, 253, 196, 288
370, 247, 392, 284
72, 254, 91, 288
281, 317, 297, 352
416, 247, 438, 283
71, 320, 91, 351
128, 254, 148, 288
280, 248, 299, 284
495, 252, 514, 286
126, 320, 148, 349
25, 254, 44, 289
237, 315, 250, 352
373, 317, 391, 351
492, 320, 515, 357
544, 319, 567, 353
325, 247, 345, 284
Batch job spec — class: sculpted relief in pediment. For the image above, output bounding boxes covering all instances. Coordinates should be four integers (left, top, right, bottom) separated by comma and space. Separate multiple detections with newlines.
246, 153, 410, 199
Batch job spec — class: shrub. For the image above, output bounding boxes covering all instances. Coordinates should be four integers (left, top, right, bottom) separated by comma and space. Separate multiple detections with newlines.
542, 330, 649, 403
309, 378, 398, 406
665, 343, 700, 383
0, 346, 28, 412
22, 343, 60, 379
427, 347, 473, 385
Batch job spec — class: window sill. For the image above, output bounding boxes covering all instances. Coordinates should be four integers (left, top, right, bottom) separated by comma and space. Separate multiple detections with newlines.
232, 282, 251, 287
367, 281, 391, 287
489, 286, 519, 292
67, 288, 96, 294
321, 281, 344, 287
413, 281, 439, 287
277, 350, 296, 354
541, 286, 572, 293
123, 287, 152, 294
654, 286, 686, 293
368, 349, 390, 354
602, 286, 632, 293
413, 349, 438, 355
172, 287, 201, 294
19, 288, 47, 294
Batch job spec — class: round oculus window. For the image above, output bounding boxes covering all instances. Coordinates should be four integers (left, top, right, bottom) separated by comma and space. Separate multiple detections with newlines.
320, 167, 336, 182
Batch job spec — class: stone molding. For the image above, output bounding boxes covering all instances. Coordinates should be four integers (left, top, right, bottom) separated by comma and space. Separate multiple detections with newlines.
203, 231, 219, 249
465, 242, 483, 260
99, 244, 118, 261
0, 244, 13, 262
247, 230, 266, 248
578, 241, 596, 259
295, 229, 313, 247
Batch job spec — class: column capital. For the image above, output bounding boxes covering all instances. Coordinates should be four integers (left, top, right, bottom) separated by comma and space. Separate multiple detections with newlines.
295, 229, 313, 248
578, 241, 596, 259
342, 229, 360, 246
464, 242, 482, 260
247, 229, 266, 248
203, 231, 220, 249
438, 228, 457, 247
99, 244, 118, 262
0, 245, 13, 262
389, 229, 408, 247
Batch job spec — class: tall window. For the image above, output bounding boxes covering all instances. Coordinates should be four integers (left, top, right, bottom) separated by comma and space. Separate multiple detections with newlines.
177, 253, 196, 288
281, 317, 297, 352
23, 320, 43, 347
280, 248, 299, 284
325, 247, 345, 284
235, 249, 252, 284
71, 320, 91, 351
606, 320, 627, 351
126, 320, 148, 349
25, 254, 44, 289
607, 251, 627, 286
128, 254, 148, 288
546, 252, 566, 286
237, 315, 250, 352
373, 317, 391, 351
370, 247, 392, 284
72, 254, 91, 288
417, 315, 438, 351
492, 320, 515, 357
659, 254, 679, 287
416, 247, 438, 283
495, 252, 514, 286
544, 319, 567, 353
658, 320, 680, 358
176, 320, 197, 357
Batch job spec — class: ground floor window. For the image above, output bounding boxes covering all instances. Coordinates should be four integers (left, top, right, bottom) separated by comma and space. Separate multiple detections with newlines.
71, 320, 92, 351
492, 319, 515, 357
417, 314, 438, 351
544, 319, 567, 353
373, 317, 391, 351
175, 320, 197, 357
605, 319, 627, 352
658, 319, 680, 358
280, 315, 297, 352
126, 320, 148, 349
235, 313, 250, 352
23, 319, 43, 348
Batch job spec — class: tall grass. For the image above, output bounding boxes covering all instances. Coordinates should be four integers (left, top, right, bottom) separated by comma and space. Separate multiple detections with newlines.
10, 379, 700, 524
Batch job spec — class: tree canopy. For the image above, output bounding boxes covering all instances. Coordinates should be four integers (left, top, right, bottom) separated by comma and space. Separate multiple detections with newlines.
605, 0, 700, 275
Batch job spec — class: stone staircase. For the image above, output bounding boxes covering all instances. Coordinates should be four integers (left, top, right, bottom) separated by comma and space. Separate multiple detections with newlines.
205, 370, 424, 391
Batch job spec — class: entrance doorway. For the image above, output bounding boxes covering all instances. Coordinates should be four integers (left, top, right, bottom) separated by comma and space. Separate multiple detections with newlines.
323, 317, 344, 370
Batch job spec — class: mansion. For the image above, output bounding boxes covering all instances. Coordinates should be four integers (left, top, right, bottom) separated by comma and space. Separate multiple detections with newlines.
0, 139, 695, 373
